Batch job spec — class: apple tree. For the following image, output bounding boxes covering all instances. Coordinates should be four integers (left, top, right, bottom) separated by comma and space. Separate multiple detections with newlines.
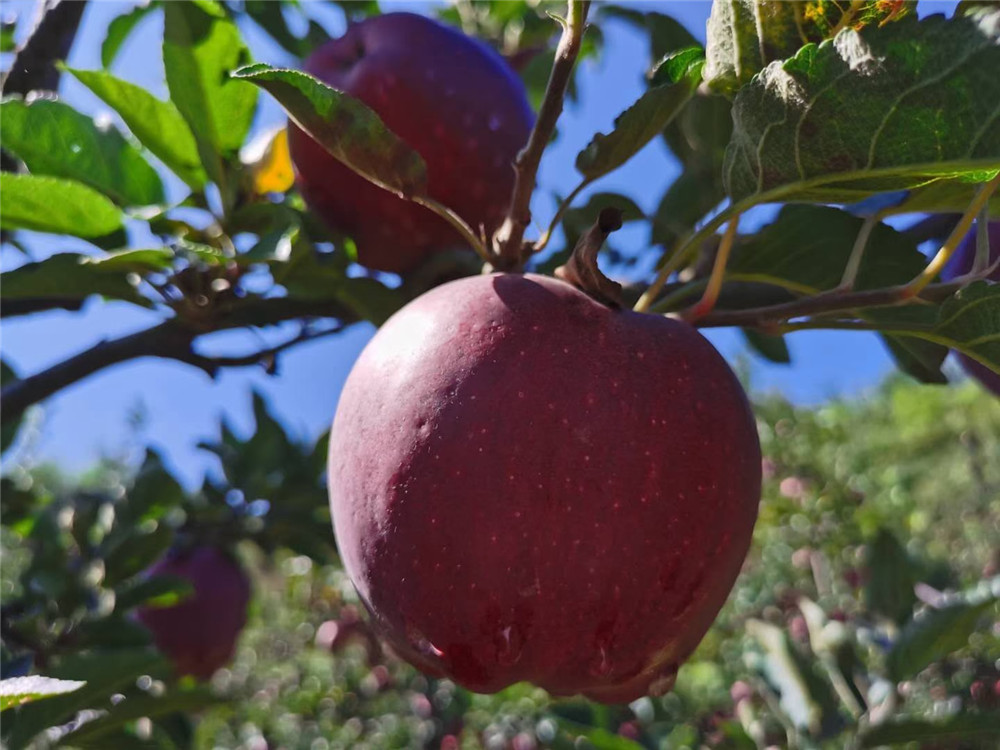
1, 1, 998, 748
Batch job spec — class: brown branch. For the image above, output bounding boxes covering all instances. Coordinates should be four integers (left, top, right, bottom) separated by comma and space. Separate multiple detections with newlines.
1, 0, 89, 174
692, 280, 965, 329
0, 296, 360, 424
1, 0, 88, 96
1, 297, 85, 317
493, 1, 591, 270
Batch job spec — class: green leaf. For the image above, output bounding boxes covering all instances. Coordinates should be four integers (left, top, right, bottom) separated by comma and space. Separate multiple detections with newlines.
726, 204, 951, 382
575, 51, 703, 182
243, 0, 316, 57
115, 574, 193, 611
887, 583, 998, 681
705, 0, 918, 96
163, 0, 256, 184
0, 98, 164, 207
745, 619, 839, 736
704, 0, 803, 95
273, 241, 403, 325
2, 649, 164, 749
879, 332, 949, 386
0, 174, 124, 239
743, 329, 791, 364
860, 712, 1000, 747
864, 528, 917, 626
67, 68, 207, 189
101, 1, 158, 69
931, 282, 1000, 375
59, 686, 223, 746
102, 522, 174, 586
1, 251, 148, 309
231, 63, 428, 200
730, 205, 927, 293
0, 676, 86, 712
725, 11, 1000, 204
82, 248, 176, 273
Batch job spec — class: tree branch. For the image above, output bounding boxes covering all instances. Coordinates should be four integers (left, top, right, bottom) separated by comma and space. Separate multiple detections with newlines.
493, 0, 591, 269
1, 0, 88, 96
0, 296, 361, 424
1, 0, 89, 174
692, 280, 965, 329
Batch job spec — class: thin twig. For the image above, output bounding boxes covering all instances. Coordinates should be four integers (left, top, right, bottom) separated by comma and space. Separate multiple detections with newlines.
691, 279, 966, 329
684, 214, 740, 321
493, 1, 591, 269
837, 210, 884, 291
633, 207, 732, 313
899, 173, 1000, 298
413, 196, 492, 264
533, 177, 590, 254
0, 296, 359, 424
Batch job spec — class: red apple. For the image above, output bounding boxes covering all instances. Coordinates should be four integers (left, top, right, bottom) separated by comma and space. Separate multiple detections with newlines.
136, 546, 250, 679
289, 12, 534, 273
327, 273, 762, 703
941, 221, 1000, 397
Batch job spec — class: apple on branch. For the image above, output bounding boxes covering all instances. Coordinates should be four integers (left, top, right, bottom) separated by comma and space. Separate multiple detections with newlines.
327, 212, 762, 703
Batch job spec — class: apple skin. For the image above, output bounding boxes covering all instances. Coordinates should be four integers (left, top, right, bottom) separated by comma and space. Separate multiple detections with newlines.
941, 221, 1000, 397
327, 273, 762, 703
288, 13, 534, 273
136, 546, 251, 679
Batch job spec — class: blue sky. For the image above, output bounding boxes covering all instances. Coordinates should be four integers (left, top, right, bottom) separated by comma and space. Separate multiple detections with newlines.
0, 1, 964, 487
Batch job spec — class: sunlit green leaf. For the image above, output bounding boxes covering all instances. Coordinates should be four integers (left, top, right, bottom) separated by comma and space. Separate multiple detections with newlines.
0, 98, 164, 207
0, 676, 85, 712
101, 1, 158, 69
163, 0, 256, 183
0, 174, 123, 239
68, 68, 207, 188
576, 50, 704, 181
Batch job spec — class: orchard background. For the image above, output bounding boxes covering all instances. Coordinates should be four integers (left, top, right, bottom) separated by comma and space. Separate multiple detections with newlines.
1, 1, 999, 749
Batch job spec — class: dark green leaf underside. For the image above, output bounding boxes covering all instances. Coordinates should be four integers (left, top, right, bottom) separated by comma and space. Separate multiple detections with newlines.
232, 63, 428, 199
725, 11, 1000, 203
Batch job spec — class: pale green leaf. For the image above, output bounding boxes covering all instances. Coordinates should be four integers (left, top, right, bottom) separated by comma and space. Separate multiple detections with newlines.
0, 174, 123, 238
0, 98, 164, 207
68, 68, 207, 188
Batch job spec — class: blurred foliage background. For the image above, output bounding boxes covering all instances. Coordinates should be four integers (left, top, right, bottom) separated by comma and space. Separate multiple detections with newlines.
3, 377, 998, 748
2, 0, 1000, 748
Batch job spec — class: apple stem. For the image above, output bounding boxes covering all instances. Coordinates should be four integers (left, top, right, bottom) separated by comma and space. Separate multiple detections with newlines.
493, 1, 591, 270
554, 207, 624, 307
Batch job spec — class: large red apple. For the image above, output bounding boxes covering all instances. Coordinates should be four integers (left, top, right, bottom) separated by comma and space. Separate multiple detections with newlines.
327, 273, 762, 703
942, 221, 1000, 397
136, 546, 251, 679
288, 12, 534, 273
